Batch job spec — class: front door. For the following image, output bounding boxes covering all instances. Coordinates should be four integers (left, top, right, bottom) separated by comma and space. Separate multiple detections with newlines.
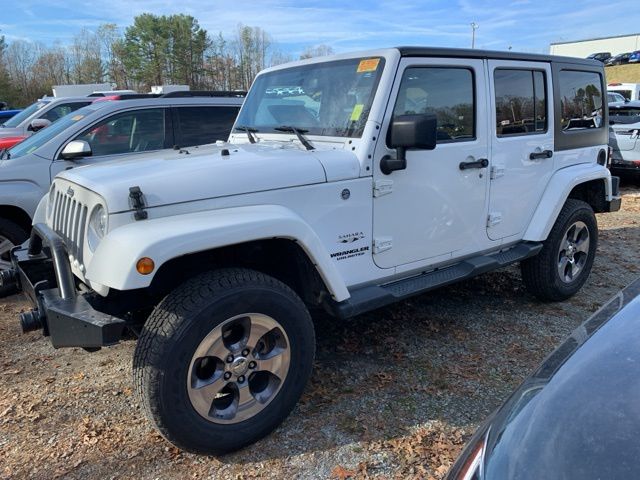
486, 60, 554, 240
372, 58, 490, 269
50, 108, 169, 180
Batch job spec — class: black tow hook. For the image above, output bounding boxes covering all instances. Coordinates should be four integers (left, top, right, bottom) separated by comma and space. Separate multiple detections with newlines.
20, 309, 44, 333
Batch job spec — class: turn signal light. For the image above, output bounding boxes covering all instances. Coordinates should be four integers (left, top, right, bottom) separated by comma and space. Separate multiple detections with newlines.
136, 257, 155, 275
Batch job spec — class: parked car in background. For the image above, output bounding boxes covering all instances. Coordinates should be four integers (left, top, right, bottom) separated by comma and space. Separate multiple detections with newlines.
606, 52, 631, 66
608, 82, 640, 101
0, 102, 21, 123
609, 101, 640, 179
629, 50, 640, 63
0, 91, 244, 275
587, 52, 611, 63
447, 276, 640, 480
0, 96, 94, 146
607, 91, 627, 104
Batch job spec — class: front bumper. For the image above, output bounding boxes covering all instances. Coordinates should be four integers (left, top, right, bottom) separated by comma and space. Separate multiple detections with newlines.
3, 223, 125, 349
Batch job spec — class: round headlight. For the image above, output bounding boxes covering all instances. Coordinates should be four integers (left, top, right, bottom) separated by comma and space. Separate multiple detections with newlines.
87, 205, 107, 251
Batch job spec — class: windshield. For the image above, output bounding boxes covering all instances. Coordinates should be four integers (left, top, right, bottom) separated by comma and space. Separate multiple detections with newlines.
8, 103, 105, 159
235, 57, 385, 138
1, 101, 49, 128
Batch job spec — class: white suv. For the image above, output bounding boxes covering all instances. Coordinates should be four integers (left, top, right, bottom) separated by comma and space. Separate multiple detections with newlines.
5, 47, 621, 455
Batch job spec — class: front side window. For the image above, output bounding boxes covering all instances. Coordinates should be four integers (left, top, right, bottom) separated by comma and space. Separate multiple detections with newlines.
391, 67, 475, 143
494, 69, 547, 136
41, 102, 92, 123
235, 57, 385, 138
176, 106, 240, 147
72, 108, 166, 157
559, 70, 603, 130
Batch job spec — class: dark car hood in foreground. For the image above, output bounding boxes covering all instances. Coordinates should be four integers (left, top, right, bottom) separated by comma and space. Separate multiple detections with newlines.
449, 277, 640, 480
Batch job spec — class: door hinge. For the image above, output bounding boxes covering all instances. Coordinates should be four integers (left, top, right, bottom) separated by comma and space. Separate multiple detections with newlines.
373, 237, 393, 254
373, 179, 393, 197
490, 165, 505, 180
487, 212, 502, 228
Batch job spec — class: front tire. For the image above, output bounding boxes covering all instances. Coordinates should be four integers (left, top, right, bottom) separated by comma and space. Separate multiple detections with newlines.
133, 268, 315, 454
521, 199, 597, 301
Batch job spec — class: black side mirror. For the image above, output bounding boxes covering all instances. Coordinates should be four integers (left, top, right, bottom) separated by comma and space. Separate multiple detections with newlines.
381, 114, 437, 174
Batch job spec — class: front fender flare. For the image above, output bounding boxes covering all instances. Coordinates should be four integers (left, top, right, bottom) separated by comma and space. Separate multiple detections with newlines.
85, 205, 350, 301
523, 163, 612, 242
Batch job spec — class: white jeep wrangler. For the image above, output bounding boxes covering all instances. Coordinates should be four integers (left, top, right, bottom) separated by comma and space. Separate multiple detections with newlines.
4, 47, 621, 454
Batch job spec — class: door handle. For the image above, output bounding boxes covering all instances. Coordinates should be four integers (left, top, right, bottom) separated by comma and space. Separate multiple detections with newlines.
459, 158, 488, 170
529, 150, 553, 160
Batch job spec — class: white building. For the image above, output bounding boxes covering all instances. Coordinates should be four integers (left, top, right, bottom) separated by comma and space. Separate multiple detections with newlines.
550, 33, 640, 58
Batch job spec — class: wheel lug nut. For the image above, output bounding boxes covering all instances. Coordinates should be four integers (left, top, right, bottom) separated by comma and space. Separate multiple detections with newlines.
238, 375, 245, 383
248, 361, 256, 369
242, 349, 250, 357
224, 372, 232, 380
226, 354, 234, 363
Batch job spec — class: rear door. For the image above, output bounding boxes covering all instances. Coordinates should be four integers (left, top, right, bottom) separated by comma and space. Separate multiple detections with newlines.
486, 61, 554, 241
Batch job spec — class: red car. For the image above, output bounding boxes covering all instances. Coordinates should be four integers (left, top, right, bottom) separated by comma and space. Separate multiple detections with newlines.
0, 135, 27, 150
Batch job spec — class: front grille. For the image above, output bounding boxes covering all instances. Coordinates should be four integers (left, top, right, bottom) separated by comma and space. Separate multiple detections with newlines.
51, 187, 89, 265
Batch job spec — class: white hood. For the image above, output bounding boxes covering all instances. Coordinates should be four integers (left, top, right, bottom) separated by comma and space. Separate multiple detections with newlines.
58, 142, 360, 213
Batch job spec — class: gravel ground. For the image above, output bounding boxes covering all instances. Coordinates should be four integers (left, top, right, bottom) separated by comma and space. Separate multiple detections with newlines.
1, 185, 639, 480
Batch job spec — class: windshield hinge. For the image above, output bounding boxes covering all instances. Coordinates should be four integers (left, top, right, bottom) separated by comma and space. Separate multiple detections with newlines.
129, 186, 148, 221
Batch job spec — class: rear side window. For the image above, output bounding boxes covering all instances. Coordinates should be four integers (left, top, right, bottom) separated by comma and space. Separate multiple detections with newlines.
41, 102, 92, 123
494, 69, 547, 136
391, 67, 475, 143
559, 70, 604, 130
175, 106, 240, 147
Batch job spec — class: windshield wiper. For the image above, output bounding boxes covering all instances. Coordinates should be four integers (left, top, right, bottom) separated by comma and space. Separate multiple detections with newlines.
234, 125, 258, 144
0, 149, 8, 160
274, 125, 315, 151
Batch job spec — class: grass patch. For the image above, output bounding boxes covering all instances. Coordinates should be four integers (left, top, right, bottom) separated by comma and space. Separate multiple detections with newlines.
605, 64, 640, 83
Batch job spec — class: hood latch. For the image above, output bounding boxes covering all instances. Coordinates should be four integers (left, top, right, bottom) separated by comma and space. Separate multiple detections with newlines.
129, 186, 148, 221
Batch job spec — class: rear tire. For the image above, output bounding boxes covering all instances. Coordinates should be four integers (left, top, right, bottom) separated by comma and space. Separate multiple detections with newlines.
0, 218, 28, 297
521, 199, 597, 301
133, 268, 315, 454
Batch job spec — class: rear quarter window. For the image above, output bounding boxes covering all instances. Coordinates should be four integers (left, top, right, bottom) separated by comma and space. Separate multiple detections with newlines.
553, 65, 608, 151
559, 70, 604, 130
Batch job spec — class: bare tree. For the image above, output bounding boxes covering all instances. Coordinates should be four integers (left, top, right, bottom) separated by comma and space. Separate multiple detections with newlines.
299, 44, 334, 60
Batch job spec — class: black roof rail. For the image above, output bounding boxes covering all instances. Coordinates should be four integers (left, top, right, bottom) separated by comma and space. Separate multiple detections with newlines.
160, 90, 247, 98
114, 93, 162, 100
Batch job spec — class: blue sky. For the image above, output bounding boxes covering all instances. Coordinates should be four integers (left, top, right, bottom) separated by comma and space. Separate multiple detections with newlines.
1, 0, 639, 57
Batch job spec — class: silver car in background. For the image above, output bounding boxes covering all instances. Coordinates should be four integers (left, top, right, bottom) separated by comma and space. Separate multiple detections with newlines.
0, 96, 94, 142
609, 101, 640, 181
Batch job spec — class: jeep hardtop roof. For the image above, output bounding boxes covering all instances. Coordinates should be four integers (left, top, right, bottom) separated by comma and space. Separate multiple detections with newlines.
396, 46, 601, 67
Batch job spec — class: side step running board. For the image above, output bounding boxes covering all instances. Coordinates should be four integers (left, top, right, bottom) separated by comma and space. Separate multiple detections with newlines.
330, 242, 542, 319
